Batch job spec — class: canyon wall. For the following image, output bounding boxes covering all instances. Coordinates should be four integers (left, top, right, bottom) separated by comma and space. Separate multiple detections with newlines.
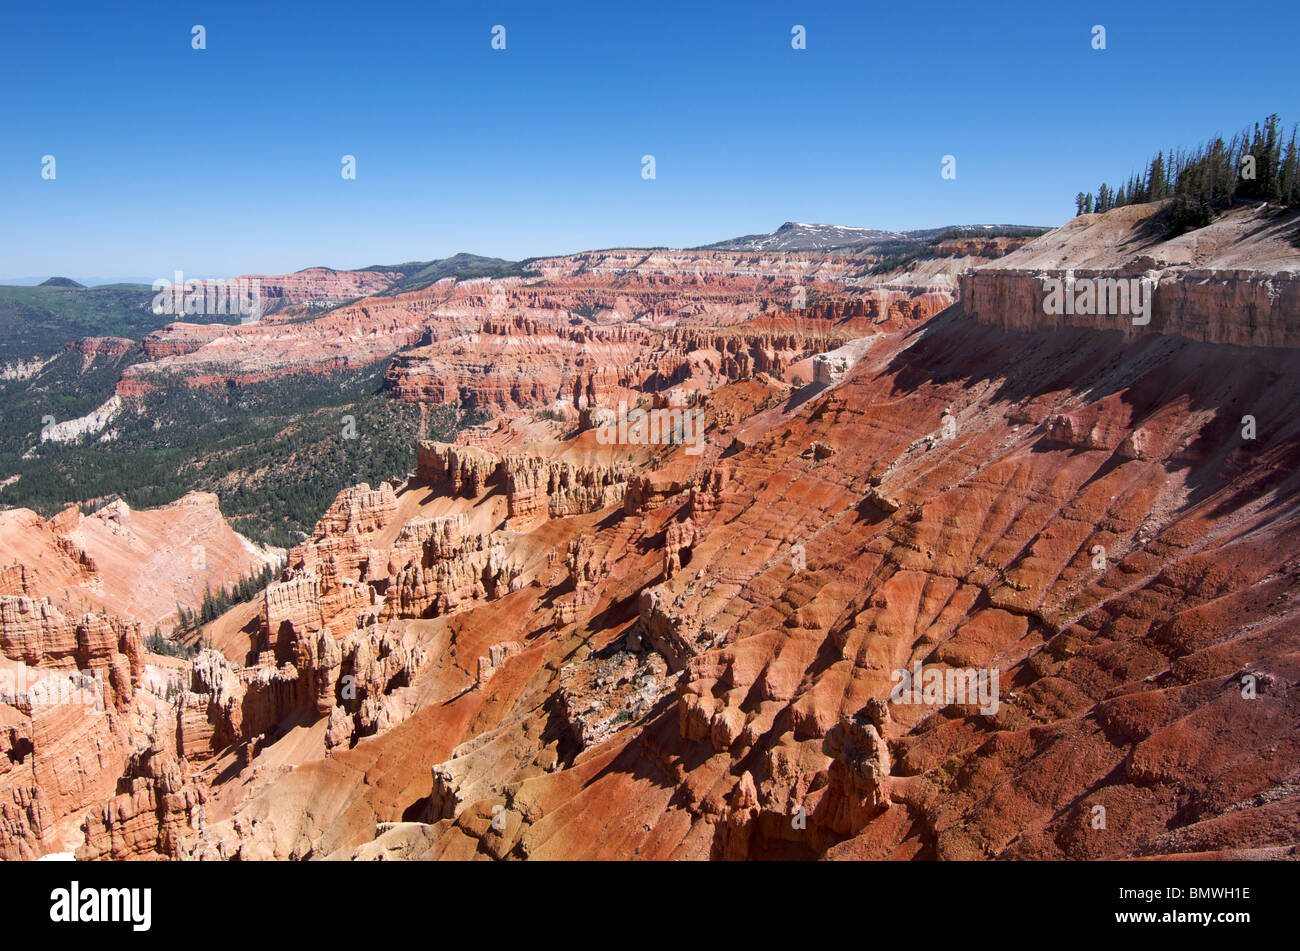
6, 204, 1299, 862
961, 267, 1300, 347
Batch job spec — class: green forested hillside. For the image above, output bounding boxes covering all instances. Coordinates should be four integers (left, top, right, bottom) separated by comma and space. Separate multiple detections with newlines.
0, 273, 500, 545
0, 283, 234, 361
1, 362, 481, 548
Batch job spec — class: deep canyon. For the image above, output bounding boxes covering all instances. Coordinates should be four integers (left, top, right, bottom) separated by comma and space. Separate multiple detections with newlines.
3, 203, 1298, 861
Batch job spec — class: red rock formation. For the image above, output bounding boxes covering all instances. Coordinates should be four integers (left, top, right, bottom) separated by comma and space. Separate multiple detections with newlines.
65, 336, 137, 368
0, 492, 282, 634
103, 239, 1007, 407
79, 736, 206, 860
231, 267, 404, 314
7, 212, 1300, 863
416, 443, 500, 497
962, 203, 1300, 347
0, 597, 145, 859
164, 215, 1299, 863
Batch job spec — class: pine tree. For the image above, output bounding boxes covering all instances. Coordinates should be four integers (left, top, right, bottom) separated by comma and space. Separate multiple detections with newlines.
1240, 124, 1264, 199
1077, 117, 1297, 233
1263, 114, 1283, 202
1147, 151, 1167, 200
1282, 126, 1299, 207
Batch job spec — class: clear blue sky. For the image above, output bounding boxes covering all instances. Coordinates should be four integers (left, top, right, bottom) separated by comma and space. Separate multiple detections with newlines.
3, 0, 1297, 280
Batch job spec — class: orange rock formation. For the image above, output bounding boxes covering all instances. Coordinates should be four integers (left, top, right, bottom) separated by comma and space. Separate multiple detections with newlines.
4, 203, 1299, 861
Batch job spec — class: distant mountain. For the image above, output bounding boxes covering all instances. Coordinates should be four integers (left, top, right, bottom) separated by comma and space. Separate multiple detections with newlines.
364, 252, 531, 296
0, 282, 226, 362
0, 276, 155, 287
699, 221, 1050, 255
699, 222, 916, 253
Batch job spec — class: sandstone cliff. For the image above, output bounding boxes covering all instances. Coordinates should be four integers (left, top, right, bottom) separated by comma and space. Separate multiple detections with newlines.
6, 210, 1300, 862
0, 492, 282, 634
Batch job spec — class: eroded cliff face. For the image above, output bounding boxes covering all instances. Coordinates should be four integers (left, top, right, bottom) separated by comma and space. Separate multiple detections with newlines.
382, 293, 953, 412
231, 267, 405, 314
0, 597, 148, 859
0, 492, 282, 634
0, 489, 290, 859
160, 204, 1300, 863
961, 268, 1300, 347
962, 202, 1300, 346
5, 207, 1299, 862
108, 239, 993, 408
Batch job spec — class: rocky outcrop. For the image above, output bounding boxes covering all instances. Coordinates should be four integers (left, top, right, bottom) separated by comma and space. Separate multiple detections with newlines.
125, 301, 426, 391
0, 487, 286, 859
177, 616, 426, 763
813, 352, 852, 385
322, 628, 425, 748
504, 454, 632, 528
182, 649, 309, 758
261, 573, 328, 641
961, 202, 1300, 347
387, 514, 468, 574
0, 492, 282, 634
0, 597, 145, 859
476, 641, 524, 687
383, 536, 518, 620
416, 442, 500, 497
312, 483, 398, 539
65, 336, 137, 367
824, 699, 893, 812
663, 518, 696, 578
0, 597, 142, 711
39, 395, 122, 444
416, 440, 633, 529
556, 648, 674, 750
228, 267, 405, 314
78, 736, 206, 860
637, 584, 713, 670
961, 266, 1300, 346
625, 470, 693, 514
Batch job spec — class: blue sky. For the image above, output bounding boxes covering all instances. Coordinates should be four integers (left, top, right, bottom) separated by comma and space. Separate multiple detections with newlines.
2, 0, 1297, 281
